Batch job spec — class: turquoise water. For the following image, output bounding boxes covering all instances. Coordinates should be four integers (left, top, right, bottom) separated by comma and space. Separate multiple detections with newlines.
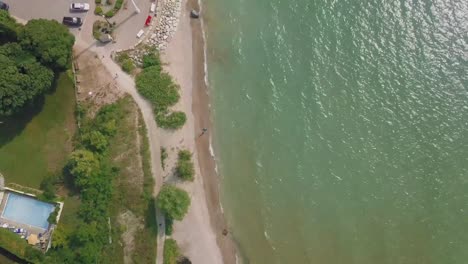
2, 192, 55, 229
204, 0, 468, 263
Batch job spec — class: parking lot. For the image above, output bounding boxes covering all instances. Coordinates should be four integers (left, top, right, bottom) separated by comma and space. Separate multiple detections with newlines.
3, 0, 90, 36
4, 0, 155, 51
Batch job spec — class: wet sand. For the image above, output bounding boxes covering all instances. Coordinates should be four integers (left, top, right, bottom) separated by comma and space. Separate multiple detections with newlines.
161, 0, 238, 262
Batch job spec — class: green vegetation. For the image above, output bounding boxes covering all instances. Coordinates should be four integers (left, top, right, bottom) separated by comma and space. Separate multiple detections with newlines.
102, 0, 124, 18
136, 67, 179, 112
165, 216, 173, 235
115, 52, 135, 73
48, 205, 60, 224
40, 176, 57, 201
105, 10, 115, 18
44, 104, 121, 263
94, 5, 103, 15
0, 10, 21, 43
136, 61, 187, 129
95, 0, 101, 4
0, 12, 74, 116
176, 150, 194, 181
0, 43, 54, 116
142, 53, 162, 70
0, 73, 76, 188
156, 111, 187, 130
161, 147, 168, 170
0, 228, 44, 263
163, 238, 180, 264
20, 19, 75, 70
157, 185, 190, 221
114, 0, 124, 10
44, 97, 157, 263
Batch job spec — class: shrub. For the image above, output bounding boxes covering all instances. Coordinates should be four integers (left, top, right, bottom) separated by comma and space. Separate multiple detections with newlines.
156, 111, 186, 129
122, 59, 135, 73
48, 205, 60, 224
81, 131, 109, 152
157, 185, 190, 221
105, 10, 115, 18
114, 0, 124, 10
161, 147, 168, 169
94, 5, 103, 15
142, 53, 162, 70
165, 216, 173, 235
95, 0, 101, 4
163, 239, 180, 264
176, 150, 194, 181
40, 176, 57, 201
136, 67, 180, 112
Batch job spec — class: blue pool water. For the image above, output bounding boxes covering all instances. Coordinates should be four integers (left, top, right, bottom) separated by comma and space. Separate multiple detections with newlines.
1, 192, 55, 230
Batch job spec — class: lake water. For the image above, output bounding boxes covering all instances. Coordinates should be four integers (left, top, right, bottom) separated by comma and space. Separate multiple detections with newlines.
204, 0, 468, 263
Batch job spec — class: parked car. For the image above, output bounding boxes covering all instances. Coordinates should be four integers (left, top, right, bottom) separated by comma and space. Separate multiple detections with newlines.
62, 17, 83, 26
0, 1, 9, 11
70, 3, 90, 11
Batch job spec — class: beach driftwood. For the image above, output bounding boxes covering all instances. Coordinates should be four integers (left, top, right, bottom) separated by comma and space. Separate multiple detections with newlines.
190, 10, 200, 18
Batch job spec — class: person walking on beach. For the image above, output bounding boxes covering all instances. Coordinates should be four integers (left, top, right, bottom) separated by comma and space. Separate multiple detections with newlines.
200, 128, 208, 137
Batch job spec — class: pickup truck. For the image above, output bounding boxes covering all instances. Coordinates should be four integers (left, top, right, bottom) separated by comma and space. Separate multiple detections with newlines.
62, 17, 83, 26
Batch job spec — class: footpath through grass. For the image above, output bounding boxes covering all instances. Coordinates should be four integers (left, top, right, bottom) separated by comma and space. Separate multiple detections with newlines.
0, 73, 76, 188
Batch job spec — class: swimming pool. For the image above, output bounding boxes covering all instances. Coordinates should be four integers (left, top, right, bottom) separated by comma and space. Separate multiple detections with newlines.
1, 192, 55, 230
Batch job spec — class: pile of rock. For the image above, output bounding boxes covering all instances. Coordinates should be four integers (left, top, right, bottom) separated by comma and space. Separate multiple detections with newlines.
147, 0, 182, 50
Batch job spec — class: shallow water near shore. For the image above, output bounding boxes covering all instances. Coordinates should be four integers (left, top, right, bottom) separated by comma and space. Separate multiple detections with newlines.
203, 0, 468, 263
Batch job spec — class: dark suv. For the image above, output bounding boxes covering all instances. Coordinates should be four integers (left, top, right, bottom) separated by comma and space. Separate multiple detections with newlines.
62, 17, 82, 26
0, 1, 9, 11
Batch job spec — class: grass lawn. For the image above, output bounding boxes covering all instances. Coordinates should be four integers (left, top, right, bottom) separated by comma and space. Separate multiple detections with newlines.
0, 73, 76, 188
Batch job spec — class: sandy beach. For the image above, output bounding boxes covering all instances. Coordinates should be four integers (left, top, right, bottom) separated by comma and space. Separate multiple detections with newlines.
161, 0, 238, 262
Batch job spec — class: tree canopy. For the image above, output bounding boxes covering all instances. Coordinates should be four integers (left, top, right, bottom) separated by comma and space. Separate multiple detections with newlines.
0, 43, 54, 116
0, 13, 74, 116
0, 10, 20, 43
20, 19, 75, 70
67, 149, 100, 188
157, 185, 190, 221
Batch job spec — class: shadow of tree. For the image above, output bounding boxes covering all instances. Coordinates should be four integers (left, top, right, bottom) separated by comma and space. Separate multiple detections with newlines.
0, 74, 61, 147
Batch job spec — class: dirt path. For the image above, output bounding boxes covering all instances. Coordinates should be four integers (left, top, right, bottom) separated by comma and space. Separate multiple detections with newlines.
75, 40, 166, 264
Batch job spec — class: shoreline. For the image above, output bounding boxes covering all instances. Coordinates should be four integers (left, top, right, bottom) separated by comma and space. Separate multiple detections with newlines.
161, 0, 238, 262
189, 0, 240, 261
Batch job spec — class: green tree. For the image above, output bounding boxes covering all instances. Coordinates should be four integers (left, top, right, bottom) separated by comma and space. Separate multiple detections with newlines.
82, 131, 108, 152
40, 175, 57, 201
51, 225, 69, 249
0, 10, 20, 43
67, 149, 100, 188
0, 43, 54, 116
157, 185, 190, 221
20, 19, 75, 70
